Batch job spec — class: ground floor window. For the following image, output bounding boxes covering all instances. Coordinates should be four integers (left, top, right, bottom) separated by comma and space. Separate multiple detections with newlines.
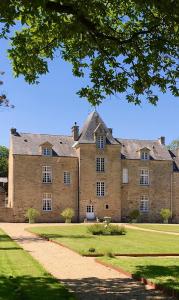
140, 195, 149, 212
42, 193, 52, 211
86, 205, 94, 213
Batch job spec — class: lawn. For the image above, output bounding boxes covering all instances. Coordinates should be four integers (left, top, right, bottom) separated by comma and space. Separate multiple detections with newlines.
130, 224, 179, 233
0, 228, 75, 300
98, 256, 179, 293
28, 225, 179, 255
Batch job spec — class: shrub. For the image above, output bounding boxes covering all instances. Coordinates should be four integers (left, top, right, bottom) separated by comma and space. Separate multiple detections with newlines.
87, 224, 105, 235
25, 208, 39, 223
160, 208, 171, 223
107, 224, 127, 235
88, 247, 96, 253
61, 208, 75, 223
129, 209, 140, 222
87, 224, 127, 236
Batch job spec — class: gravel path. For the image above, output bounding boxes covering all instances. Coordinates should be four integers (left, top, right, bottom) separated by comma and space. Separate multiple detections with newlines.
0, 223, 174, 300
125, 224, 179, 235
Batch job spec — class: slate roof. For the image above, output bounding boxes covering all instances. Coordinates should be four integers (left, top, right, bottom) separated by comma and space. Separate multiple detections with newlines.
10, 111, 173, 161
11, 133, 77, 157
78, 111, 119, 145
118, 138, 172, 161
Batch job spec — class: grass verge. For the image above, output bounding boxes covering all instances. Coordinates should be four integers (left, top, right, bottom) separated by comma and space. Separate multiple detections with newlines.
28, 225, 179, 256
130, 224, 179, 233
0, 228, 75, 300
98, 256, 179, 294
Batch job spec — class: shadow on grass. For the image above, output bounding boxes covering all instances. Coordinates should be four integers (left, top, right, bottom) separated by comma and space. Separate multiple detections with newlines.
0, 235, 13, 242
0, 247, 22, 250
61, 277, 170, 300
39, 234, 93, 239
134, 265, 179, 292
0, 275, 75, 300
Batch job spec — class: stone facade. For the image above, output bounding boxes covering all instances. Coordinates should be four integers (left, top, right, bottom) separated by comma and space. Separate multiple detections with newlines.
2, 111, 179, 223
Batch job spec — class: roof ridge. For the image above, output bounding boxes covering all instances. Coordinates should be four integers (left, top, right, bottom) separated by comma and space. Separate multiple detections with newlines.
117, 138, 158, 142
19, 132, 73, 138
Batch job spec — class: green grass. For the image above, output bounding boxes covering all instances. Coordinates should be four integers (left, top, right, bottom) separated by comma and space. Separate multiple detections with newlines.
98, 256, 179, 292
28, 225, 179, 255
0, 228, 75, 300
130, 224, 179, 233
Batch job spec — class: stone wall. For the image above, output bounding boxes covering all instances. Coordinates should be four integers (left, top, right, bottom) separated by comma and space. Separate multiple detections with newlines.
11, 154, 79, 222
76, 143, 121, 222
172, 172, 179, 223
121, 160, 173, 222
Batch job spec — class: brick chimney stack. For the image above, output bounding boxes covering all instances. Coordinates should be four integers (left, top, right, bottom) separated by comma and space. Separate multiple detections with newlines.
72, 122, 79, 141
11, 128, 17, 135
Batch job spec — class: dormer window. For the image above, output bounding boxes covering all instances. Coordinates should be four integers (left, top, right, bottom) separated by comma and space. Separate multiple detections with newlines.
141, 151, 149, 160
97, 136, 105, 149
42, 148, 52, 156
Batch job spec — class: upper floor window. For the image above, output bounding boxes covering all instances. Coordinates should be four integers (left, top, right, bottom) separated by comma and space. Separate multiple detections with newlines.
97, 136, 105, 149
96, 181, 105, 197
42, 193, 52, 211
140, 195, 149, 212
96, 157, 105, 172
42, 148, 52, 156
141, 151, 149, 160
140, 169, 149, 185
122, 168, 128, 183
42, 166, 52, 183
64, 171, 71, 185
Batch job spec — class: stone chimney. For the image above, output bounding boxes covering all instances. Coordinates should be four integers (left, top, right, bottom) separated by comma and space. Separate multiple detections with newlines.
158, 136, 165, 145
176, 147, 179, 158
71, 122, 79, 141
11, 128, 17, 135
108, 128, 113, 135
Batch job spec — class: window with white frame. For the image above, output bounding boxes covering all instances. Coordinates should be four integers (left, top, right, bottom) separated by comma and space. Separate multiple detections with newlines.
86, 205, 94, 213
64, 171, 71, 185
42, 166, 52, 183
140, 195, 149, 212
141, 151, 149, 160
42, 193, 52, 211
96, 181, 105, 196
97, 136, 105, 149
140, 169, 149, 185
42, 148, 52, 156
122, 168, 128, 183
96, 157, 105, 172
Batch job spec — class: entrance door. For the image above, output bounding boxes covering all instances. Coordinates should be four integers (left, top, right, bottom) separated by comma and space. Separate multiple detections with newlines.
86, 205, 95, 220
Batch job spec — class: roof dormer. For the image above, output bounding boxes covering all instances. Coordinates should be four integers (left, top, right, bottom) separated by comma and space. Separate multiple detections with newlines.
137, 147, 151, 160
40, 142, 53, 156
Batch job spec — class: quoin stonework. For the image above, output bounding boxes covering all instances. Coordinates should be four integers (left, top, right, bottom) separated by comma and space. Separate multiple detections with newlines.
1, 111, 179, 223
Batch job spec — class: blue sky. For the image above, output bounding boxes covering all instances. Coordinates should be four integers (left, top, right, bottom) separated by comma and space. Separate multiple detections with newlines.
1, 39, 179, 148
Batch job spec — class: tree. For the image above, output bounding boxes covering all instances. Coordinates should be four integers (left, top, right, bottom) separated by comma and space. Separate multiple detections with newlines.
0, 146, 9, 177
0, 0, 178, 105
0, 72, 13, 108
168, 139, 179, 150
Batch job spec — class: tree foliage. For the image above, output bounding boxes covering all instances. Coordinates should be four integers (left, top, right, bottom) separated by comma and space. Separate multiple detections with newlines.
0, 146, 9, 177
168, 139, 179, 150
0, 72, 14, 108
0, 0, 178, 105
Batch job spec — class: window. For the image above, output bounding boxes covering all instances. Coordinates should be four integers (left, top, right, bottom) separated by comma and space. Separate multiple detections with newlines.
140, 195, 149, 212
64, 171, 71, 185
42, 193, 52, 211
96, 181, 105, 197
140, 169, 149, 185
141, 151, 149, 160
42, 166, 52, 183
96, 157, 105, 172
97, 136, 105, 149
42, 148, 52, 156
86, 205, 94, 213
105, 204, 109, 209
122, 168, 128, 183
